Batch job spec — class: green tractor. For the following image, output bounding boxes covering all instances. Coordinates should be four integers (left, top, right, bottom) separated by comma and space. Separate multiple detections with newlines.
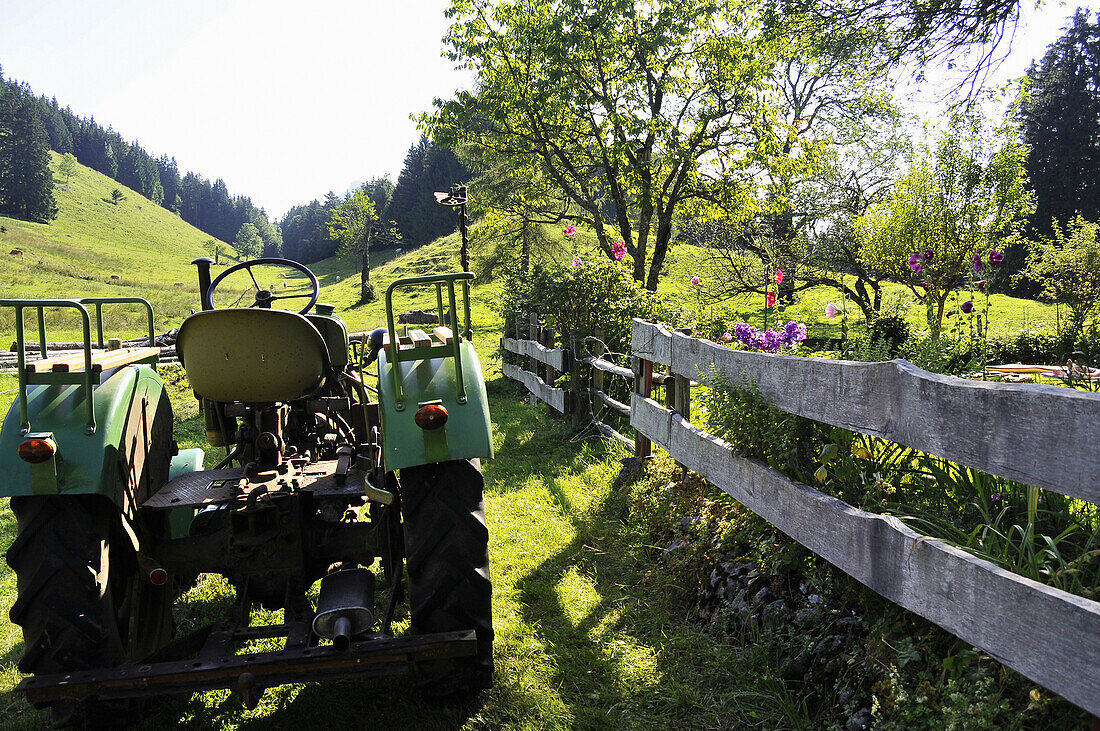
0, 247, 494, 726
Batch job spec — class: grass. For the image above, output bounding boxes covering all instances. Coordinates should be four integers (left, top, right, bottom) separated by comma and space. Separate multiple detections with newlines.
0, 368, 818, 729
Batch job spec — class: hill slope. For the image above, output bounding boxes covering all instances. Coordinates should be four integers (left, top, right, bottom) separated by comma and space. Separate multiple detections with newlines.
0, 153, 232, 339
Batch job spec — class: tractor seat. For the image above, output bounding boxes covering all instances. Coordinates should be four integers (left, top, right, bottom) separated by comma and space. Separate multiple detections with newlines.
176, 309, 330, 403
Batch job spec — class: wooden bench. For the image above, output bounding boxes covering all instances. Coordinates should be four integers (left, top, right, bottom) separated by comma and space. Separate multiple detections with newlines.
25, 346, 160, 374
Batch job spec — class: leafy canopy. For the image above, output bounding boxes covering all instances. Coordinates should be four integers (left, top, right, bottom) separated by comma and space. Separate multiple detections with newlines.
856, 111, 1032, 337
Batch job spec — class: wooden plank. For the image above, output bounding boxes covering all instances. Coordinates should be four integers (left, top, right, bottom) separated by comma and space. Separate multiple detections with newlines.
578, 354, 633, 380
591, 387, 630, 418
661, 329, 1100, 504
501, 337, 569, 370
25, 350, 96, 373
593, 419, 634, 449
630, 394, 1100, 716
70, 346, 160, 373
433, 326, 454, 345
408, 329, 432, 348
631, 319, 673, 366
502, 363, 569, 413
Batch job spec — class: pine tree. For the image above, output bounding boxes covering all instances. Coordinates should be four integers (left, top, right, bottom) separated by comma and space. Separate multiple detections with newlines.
1020, 10, 1100, 243
0, 83, 58, 222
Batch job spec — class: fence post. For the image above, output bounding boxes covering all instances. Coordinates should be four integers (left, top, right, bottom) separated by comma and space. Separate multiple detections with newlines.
633, 354, 653, 460
528, 312, 539, 387
673, 328, 692, 424
569, 331, 582, 425
543, 325, 557, 393
591, 327, 604, 422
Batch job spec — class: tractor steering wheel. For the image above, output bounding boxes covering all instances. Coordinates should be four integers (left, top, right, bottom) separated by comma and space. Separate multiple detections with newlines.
207, 258, 320, 314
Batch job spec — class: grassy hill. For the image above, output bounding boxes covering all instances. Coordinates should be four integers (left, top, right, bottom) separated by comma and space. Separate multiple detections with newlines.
0, 153, 234, 340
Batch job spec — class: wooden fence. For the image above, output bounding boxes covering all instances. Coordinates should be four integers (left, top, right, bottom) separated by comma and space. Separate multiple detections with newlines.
504, 316, 1100, 717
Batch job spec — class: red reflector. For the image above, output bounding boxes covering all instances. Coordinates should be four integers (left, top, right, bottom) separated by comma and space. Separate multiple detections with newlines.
148, 567, 168, 586
414, 404, 449, 430
18, 437, 56, 464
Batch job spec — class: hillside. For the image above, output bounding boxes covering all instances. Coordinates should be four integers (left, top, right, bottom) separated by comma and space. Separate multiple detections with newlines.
0, 153, 236, 339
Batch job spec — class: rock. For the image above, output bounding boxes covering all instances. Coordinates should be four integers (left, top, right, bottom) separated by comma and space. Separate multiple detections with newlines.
680, 516, 701, 530
780, 652, 807, 680
807, 594, 823, 605
837, 615, 862, 632
751, 587, 773, 608
794, 607, 822, 628
762, 599, 788, 629
846, 708, 872, 730
838, 686, 855, 707
662, 540, 685, 564
813, 635, 843, 658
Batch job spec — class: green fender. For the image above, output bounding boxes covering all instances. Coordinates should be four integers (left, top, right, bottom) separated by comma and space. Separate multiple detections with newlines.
0, 365, 171, 510
377, 341, 493, 471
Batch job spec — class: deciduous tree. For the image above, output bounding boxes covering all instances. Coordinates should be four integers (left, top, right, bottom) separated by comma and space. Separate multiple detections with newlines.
856, 113, 1032, 338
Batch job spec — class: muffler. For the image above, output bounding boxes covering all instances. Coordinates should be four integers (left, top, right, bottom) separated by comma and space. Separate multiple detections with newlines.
312, 568, 375, 651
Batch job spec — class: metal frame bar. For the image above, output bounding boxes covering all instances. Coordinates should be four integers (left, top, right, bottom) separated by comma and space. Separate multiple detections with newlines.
383, 273, 474, 411
0, 297, 155, 435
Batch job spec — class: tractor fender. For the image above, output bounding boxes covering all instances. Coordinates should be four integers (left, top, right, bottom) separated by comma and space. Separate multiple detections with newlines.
377, 341, 493, 471
0, 365, 173, 514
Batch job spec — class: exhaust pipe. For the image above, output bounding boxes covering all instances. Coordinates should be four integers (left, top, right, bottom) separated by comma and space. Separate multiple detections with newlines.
312, 568, 375, 651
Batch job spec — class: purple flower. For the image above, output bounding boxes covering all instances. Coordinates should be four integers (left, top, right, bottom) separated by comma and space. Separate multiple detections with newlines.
923, 248, 934, 262
782, 320, 807, 346
921, 280, 932, 290
989, 249, 1004, 266
976, 279, 987, 293
991, 492, 1002, 503
909, 253, 923, 272
961, 300, 974, 314
825, 303, 838, 319
973, 252, 984, 272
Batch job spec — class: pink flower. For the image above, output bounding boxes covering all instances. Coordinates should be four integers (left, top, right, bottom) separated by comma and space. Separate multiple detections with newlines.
571, 257, 582, 267
690, 276, 701, 286
611, 241, 627, 261
765, 291, 776, 307
721, 332, 732, 342
564, 225, 576, 237
774, 269, 784, 285
825, 303, 838, 319
922, 280, 932, 290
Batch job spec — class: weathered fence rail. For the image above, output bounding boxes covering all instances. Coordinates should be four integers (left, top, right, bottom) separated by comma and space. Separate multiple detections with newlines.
503, 315, 1100, 715
630, 318, 1100, 717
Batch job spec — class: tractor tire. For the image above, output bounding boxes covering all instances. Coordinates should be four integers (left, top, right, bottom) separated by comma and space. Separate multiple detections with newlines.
400, 459, 494, 698
6, 495, 173, 728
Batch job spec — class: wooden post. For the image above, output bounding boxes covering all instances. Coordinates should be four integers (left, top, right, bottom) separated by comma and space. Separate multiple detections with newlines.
569, 331, 582, 425
673, 328, 692, 424
591, 327, 604, 423
543, 326, 558, 393
528, 312, 539, 385
633, 355, 653, 459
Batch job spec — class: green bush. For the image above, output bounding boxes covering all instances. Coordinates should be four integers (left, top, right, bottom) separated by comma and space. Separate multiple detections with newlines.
500, 259, 679, 353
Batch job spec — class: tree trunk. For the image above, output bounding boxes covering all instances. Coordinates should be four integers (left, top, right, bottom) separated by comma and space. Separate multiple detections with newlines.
361, 240, 373, 303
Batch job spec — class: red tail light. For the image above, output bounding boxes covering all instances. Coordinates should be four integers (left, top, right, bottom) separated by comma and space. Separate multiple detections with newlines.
414, 404, 449, 430
18, 436, 56, 464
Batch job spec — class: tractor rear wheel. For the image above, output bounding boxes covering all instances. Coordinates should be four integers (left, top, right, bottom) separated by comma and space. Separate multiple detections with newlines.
6, 495, 174, 728
400, 459, 494, 697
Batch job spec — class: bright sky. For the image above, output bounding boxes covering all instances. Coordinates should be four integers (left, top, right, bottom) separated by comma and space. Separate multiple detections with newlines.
0, 0, 1094, 220
0, 0, 472, 219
